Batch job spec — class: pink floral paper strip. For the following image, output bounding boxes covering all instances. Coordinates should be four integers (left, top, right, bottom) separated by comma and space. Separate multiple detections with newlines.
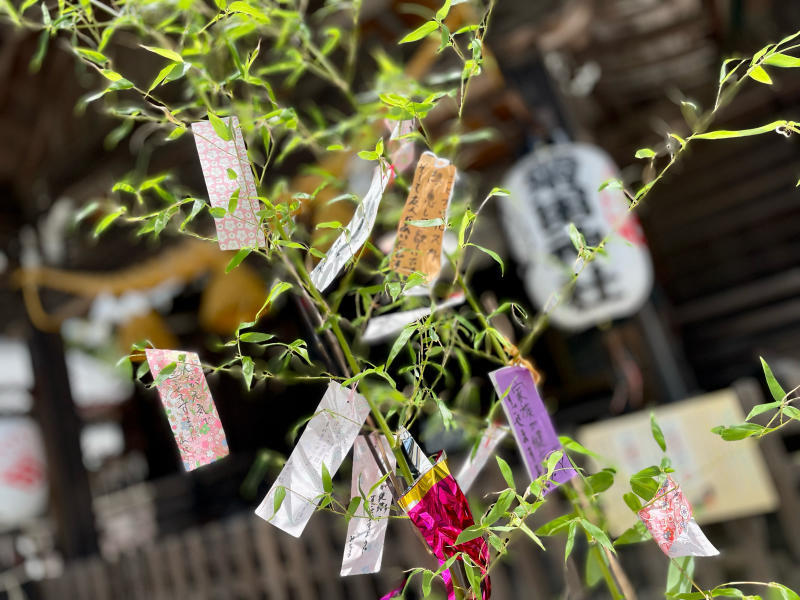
340, 433, 395, 576
145, 349, 229, 471
192, 117, 265, 250
637, 476, 718, 558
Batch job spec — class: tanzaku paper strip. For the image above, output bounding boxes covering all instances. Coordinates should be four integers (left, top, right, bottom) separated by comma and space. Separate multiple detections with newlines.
255, 381, 370, 537
192, 116, 265, 250
362, 293, 465, 344
145, 349, 229, 471
310, 162, 392, 292
389, 152, 456, 282
489, 366, 575, 493
456, 423, 509, 494
638, 475, 718, 558
340, 433, 395, 576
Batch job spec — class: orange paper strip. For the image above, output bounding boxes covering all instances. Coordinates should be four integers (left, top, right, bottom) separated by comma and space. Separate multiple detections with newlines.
389, 152, 456, 281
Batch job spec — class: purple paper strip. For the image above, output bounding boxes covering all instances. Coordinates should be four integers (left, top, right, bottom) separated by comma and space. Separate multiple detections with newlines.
489, 366, 575, 494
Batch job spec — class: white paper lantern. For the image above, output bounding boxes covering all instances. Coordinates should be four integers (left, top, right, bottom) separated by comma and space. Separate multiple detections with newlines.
500, 143, 653, 331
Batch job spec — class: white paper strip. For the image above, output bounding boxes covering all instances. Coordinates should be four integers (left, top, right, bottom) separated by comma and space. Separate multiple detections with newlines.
341, 433, 396, 576
255, 382, 370, 537
192, 117, 265, 250
456, 423, 509, 493
362, 293, 465, 344
667, 518, 719, 558
310, 163, 392, 292
387, 119, 416, 173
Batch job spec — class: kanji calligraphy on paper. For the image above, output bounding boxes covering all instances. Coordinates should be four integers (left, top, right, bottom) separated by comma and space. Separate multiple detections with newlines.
389, 152, 456, 282
489, 366, 575, 493
145, 349, 229, 471
341, 433, 395, 576
255, 382, 370, 537
499, 143, 652, 330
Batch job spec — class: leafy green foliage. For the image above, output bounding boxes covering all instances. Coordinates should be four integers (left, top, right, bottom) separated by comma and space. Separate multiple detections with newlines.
22, 5, 800, 598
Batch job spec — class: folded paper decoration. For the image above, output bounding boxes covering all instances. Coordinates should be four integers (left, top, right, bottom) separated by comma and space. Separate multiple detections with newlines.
637, 476, 719, 558
398, 454, 491, 600
341, 433, 396, 576
389, 152, 456, 282
145, 349, 229, 471
456, 423, 509, 494
192, 117, 265, 250
310, 162, 393, 292
255, 382, 371, 537
489, 366, 575, 493
362, 293, 465, 344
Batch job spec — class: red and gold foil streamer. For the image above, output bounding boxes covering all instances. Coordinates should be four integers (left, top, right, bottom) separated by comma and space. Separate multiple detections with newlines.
399, 455, 491, 599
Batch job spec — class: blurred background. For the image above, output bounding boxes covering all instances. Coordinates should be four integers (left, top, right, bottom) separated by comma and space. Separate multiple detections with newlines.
1, 0, 800, 598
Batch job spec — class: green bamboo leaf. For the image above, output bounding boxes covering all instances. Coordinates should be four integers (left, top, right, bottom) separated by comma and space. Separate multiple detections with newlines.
208, 111, 233, 141
225, 247, 252, 272
666, 556, 695, 595
568, 223, 586, 252
586, 470, 614, 495
581, 518, 616, 554
75, 47, 107, 65
760, 357, 786, 401
386, 324, 416, 368
140, 44, 183, 63
94, 208, 126, 237
455, 524, 485, 545
763, 53, 800, 67
650, 412, 667, 452
239, 332, 275, 343
535, 513, 576, 536
614, 521, 651, 546
228, 1, 271, 22
148, 62, 177, 92
241, 355, 254, 389
496, 456, 515, 490
746, 400, 781, 421
693, 121, 787, 140
422, 570, 434, 597
399, 20, 438, 44
406, 218, 444, 227
769, 583, 800, 600
710, 423, 764, 441
585, 547, 604, 588
482, 489, 514, 526
153, 361, 177, 386
623, 492, 642, 512
782, 405, 800, 420
749, 65, 773, 84
466, 243, 504, 275
564, 521, 577, 562
321, 463, 332, 494
272, 485, 286, 517
635, 148, 656, 159
436, 0, 452, 20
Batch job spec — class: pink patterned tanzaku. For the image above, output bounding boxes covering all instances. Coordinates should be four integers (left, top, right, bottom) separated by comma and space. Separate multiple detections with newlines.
192, 117, 265, 250
145, 349, 229, 471
637, 476, 718, 558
